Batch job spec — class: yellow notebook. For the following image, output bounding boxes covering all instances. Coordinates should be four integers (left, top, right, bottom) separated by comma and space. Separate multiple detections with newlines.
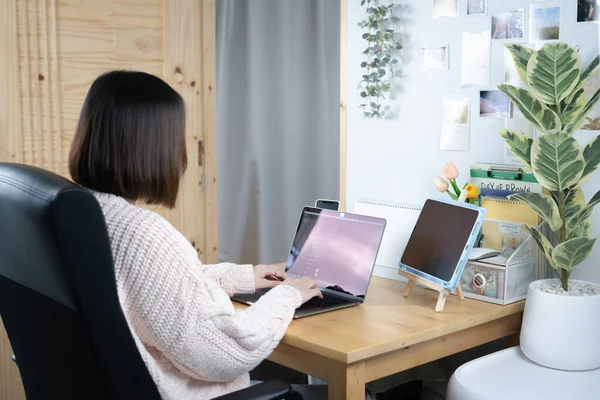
480, 197, 540, 226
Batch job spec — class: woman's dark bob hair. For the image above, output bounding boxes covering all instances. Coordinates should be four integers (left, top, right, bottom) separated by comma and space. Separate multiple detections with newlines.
69, 70, 187, 208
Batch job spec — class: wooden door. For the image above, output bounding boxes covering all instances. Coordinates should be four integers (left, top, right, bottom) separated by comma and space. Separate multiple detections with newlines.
0, 1, 218, 398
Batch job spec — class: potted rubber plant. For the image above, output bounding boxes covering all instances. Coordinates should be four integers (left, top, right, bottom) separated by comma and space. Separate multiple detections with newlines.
499, 42, 600, 371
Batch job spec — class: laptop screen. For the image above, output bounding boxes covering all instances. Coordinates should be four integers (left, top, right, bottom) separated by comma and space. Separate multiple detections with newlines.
401, 199, 480, 282
285, 208, 386, 298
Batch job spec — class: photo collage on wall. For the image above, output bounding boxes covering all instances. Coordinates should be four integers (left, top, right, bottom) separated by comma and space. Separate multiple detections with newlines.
426, 0, 600, 158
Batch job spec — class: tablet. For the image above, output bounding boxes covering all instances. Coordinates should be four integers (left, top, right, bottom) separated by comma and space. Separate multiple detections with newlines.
398, 198, 485, 290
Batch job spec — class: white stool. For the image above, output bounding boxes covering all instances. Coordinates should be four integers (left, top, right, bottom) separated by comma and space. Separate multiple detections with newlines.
447, 346, 600, 400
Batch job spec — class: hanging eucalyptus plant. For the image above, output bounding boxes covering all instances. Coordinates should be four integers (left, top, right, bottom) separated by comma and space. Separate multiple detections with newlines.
358, 0, 402, 119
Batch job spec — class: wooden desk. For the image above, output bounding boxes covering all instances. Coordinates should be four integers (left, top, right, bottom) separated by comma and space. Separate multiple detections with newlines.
235, 276, 524, 400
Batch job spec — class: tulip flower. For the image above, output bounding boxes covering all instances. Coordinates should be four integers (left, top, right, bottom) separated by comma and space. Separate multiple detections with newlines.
443, 162, 459, 180
465, 184, 479, 199
433, 176, 449, 192
434, 162, 480, 205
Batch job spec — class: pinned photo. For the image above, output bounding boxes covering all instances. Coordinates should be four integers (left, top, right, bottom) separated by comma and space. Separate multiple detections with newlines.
577, 0, 599, 22
480, 90, 510, 118
421, 45, 449, 70
492, 9, 525, 40
466, 0, 487, 16
433, 0, 458, 19
444, 98, 470, 124
461, 30, 491, 87
441, 97, 470, 151
531, 4, 561, 41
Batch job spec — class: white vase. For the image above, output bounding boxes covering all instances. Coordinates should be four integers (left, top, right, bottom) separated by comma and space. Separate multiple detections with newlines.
520, 279, 600, 371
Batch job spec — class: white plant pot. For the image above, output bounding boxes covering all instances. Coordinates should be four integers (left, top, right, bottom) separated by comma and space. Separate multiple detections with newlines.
520, 279, 600, 371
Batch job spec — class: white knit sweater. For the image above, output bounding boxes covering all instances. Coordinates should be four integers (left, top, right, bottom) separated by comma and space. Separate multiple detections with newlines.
91, 191, 302, 400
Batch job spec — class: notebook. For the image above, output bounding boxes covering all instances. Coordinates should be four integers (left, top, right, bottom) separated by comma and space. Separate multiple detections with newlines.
480, 196, 539, 225
354, 199, 421, 281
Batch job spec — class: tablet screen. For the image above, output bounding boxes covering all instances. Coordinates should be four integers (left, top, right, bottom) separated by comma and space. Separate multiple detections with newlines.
400, 199, 479, 282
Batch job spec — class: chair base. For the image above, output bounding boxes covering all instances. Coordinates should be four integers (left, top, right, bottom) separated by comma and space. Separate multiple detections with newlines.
447, 346, 600, 400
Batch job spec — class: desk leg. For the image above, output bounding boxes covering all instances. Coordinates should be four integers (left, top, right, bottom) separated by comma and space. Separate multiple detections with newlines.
327, 361, 365, 400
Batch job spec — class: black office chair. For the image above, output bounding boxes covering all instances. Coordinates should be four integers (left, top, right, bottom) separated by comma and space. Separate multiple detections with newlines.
0, 163, 301, 400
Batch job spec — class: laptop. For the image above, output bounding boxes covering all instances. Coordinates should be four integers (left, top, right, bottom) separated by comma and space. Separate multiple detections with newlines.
232, 207, 387, 318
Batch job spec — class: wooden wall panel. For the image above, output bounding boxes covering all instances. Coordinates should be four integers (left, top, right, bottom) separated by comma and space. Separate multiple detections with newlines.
1, 0, 219, 397
164, 0, 203, 251
15, 0, 62, 172
201, 0, 219, 263
56, 0, 164, 177
163, 0, 218, 262
0, 0, 22, 164
6, 0, 217, 253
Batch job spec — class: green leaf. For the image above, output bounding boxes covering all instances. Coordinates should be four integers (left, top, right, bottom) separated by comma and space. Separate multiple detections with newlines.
552, 237, 597, 272
499, 129, 533, 167
360, 61, 368, 68
591, 189, 600, 207
581, 135, 600, 182
526, 225, 557, 269
509, 192, 562, 231
565, 187, 586, 225
505, 43, 535, 85
561, 87, 586, 134
498, 85, 561, 132
447, 191, 458, 201
527, 43, 581, 105
565, 88, 600, 134
568, 221, 592, 240
531, 132, 585, 191
567, 189, 600, 233
579, 55, 600, 87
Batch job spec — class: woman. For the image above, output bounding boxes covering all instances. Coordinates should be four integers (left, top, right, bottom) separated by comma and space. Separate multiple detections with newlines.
69, 70, 323, 400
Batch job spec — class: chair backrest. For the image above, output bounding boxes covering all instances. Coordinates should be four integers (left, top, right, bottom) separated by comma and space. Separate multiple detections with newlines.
0, 163, 161, 400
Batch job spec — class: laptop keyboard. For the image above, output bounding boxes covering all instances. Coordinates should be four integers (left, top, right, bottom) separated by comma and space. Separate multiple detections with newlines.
297, 292, 355, 310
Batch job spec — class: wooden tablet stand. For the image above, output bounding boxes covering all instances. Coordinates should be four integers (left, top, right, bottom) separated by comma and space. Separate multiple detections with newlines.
397, 269, 464, 312
397, 189, 468, 312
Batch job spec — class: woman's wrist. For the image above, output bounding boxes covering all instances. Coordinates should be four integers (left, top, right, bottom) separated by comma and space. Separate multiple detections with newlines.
271, 285, 303, 308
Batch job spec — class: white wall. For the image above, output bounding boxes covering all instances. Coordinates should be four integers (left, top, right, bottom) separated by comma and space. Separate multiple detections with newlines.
346, 0, 600, 283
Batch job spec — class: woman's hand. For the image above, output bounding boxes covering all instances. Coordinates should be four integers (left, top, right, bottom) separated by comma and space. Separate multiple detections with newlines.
282, 277, 323, 304
254, 264, 288, 290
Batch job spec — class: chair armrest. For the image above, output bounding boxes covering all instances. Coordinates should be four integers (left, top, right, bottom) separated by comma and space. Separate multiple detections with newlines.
212, 380, 302, 400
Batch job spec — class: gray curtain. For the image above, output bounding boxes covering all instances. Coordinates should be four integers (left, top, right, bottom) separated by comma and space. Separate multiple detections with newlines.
216, 0, 340, 265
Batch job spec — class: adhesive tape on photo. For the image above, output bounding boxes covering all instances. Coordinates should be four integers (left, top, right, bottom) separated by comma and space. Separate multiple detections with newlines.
473, 273, 487, 289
